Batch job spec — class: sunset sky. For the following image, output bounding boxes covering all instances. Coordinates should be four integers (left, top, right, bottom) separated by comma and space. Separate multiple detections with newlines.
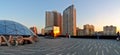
0, 0, 120, 33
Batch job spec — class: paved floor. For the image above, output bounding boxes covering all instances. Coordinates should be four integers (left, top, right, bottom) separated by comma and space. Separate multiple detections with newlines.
0, 37, 120, 55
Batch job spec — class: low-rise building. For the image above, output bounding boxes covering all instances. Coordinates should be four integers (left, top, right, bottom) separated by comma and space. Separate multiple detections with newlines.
84, 24, 95, 36
77, 29, 84, 36
41, 28, 45, 35
95, 31, 104, 36
45, 26, 60, 38
103, 25, 116, 36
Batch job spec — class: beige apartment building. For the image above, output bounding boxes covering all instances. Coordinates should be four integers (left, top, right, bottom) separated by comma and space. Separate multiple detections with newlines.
103, 25, 116, 35
84, 24, 95, 36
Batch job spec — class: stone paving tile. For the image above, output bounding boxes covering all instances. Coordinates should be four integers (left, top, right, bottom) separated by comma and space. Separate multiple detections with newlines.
0, 37, 120, 55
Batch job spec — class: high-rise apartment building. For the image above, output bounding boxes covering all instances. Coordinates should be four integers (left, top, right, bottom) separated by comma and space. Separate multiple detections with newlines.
46, 11, 54, 27
45, 11, 62, 35
62, 5, 76, 36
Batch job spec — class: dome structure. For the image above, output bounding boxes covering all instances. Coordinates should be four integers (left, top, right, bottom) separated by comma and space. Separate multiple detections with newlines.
0, 20, 34, 36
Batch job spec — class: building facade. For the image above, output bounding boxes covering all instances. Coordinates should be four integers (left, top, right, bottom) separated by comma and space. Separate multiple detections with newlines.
41, 28, 45, 35
62, 5, 76, 36
84, 24, 95, 36
45, 11, 54, 27
45, 26, 60, 38
45, 11, 62, 35
76, 28, 84, 36
103, 25, 116, 35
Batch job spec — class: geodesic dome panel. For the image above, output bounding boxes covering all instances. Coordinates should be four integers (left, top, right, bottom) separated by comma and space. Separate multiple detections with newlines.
0, 20, 34, 36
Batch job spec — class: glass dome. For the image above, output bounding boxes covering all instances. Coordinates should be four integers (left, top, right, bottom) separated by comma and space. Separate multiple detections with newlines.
0, 20, 34, 36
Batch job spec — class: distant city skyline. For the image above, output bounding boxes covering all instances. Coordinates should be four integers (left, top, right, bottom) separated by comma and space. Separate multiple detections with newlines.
0, 0, 120, 33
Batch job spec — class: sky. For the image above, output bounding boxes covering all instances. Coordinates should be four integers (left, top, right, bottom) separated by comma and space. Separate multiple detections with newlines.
0, 0, 120, 33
